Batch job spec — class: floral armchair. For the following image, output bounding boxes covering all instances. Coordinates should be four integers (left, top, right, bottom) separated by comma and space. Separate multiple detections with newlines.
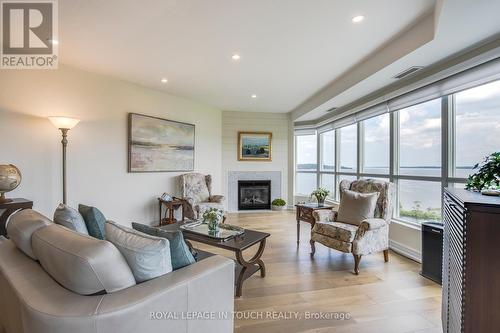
310, 179, 396, 274
179, 173, 225, 219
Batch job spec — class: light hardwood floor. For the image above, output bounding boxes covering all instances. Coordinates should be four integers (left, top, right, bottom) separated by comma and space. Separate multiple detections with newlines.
191, 211, 442, 333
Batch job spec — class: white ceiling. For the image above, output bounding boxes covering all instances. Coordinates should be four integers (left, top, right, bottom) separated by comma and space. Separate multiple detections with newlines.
295, 0, 500, 122
59, 0, 436, 113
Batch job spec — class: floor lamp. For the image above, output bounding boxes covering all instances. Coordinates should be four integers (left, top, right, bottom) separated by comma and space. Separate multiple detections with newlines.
48, 117, 80, 205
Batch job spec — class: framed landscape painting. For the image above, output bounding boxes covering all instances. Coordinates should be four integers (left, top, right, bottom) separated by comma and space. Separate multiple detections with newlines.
238, 131, 272, 161
128, 113, 195, 172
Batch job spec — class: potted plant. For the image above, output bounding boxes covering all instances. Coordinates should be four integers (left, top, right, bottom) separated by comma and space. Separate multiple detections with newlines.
311, 188, 330, 207
271, 198, 286, 211
465, 152, 500, 195
202, 208, 225, 233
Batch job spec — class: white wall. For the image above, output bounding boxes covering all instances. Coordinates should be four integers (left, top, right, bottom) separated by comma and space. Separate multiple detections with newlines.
221, 111, 290, 205
0, 65, 222, 225
389, 222, 422, 262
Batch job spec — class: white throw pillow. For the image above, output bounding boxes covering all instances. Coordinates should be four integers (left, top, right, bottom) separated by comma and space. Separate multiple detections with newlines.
53, 203, 89, 235
336, 189, 380, 226
105, 221, 172, 283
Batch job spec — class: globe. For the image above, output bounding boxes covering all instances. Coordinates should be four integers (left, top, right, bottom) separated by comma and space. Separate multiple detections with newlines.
0, 164, 22, 203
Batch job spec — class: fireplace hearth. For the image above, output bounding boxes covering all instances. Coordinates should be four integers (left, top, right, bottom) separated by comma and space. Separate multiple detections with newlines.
238, 180, 271, 210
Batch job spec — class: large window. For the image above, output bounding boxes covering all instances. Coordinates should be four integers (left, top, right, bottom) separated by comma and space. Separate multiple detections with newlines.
320, 174, 335, 198
295, 134, 317, 195
296, 173, 317, 196
294, 79, 500, 225
339, 124, 357, 173
320, 130, 335, 171
363, 113, 390, 174
296, 134, 317, 171
454, 80, 500, 178
399, 99, 441, 177
394, 98, 442, 222
398, 180, 441, 222
318, 130, 336, 198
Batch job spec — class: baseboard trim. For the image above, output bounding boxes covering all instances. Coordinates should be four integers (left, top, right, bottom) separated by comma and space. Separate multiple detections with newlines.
389, 239, 421, 263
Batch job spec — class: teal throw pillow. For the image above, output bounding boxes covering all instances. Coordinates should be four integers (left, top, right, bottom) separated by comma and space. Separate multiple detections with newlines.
131, 223, 196, 270
78, 204, 106, 239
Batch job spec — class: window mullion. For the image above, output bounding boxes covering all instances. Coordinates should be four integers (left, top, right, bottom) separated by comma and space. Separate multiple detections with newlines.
390, 111, 399, 218
316, 131, 321, 189
335, 129, 341, 200
358, 122, 364, 178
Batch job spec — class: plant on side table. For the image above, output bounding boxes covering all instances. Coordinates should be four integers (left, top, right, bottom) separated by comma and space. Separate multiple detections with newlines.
271, 198, 286, 211
311, 188, 330, 207
465, 152, 500, 196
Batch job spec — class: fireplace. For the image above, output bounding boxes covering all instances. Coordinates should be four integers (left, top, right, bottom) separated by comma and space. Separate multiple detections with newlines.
238, 180, 271, 210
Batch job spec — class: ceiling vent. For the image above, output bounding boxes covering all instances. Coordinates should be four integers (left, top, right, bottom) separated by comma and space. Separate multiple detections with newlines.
393, 66, 424, 79
325, 107, 338, 113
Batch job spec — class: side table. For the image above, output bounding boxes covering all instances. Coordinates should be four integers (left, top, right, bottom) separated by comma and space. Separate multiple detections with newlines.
295, 203, 335, 244
158, 198, 185, 226
0, 198, 34, 236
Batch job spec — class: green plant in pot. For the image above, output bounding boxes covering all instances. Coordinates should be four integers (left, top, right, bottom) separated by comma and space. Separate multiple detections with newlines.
271, 198, 286, 211
202, 208, 225, 234
465, 152, 500, 194
311, 188, 330, 207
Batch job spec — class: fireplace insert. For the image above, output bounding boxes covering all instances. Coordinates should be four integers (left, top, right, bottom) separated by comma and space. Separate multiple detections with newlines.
238, 180, 271, 210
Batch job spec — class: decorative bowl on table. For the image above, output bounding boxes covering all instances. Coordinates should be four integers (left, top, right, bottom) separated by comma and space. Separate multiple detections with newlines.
0, 164, 22, 203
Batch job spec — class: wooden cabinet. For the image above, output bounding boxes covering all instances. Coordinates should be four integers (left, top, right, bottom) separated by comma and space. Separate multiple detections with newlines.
442, 188, 500, 333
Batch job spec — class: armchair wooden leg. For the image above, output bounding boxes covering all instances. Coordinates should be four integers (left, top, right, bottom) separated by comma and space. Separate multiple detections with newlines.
383, 249, 389, 262
353, 254, 362, 275
310, 239, 316, 257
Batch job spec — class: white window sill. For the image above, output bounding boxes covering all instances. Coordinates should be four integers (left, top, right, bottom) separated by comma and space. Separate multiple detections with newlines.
390, 218, 423, 231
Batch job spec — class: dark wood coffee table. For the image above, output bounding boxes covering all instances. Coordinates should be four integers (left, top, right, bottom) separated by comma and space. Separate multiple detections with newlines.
160, 222, 270, 297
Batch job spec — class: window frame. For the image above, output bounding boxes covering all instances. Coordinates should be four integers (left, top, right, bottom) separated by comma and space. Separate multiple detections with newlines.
293, 83, 488, 226
294, 134, 319, 196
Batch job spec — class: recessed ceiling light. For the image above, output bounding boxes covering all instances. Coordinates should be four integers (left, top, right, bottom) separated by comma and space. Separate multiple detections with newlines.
231, 54, 241, 61
251, 94, 257, 99
160, 78, 168, 83
352, 15, 365, 23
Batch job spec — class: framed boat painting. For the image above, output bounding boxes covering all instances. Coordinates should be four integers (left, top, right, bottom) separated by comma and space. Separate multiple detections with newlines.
128, 113, 195, 172
237, 131, 272, 161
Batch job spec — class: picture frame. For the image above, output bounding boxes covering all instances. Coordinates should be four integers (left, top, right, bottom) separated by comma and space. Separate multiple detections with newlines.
128, 113, 195, 172
237, 131, 272, 161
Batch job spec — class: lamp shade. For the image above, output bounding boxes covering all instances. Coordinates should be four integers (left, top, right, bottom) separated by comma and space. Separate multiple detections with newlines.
48, 116, 80, 129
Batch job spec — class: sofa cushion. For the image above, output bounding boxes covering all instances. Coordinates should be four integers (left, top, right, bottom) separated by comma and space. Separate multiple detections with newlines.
6, 209, 52, 260
105, 221, 172, 283
53, 203, 89, 235
312, 221, 358, 243
32, 224, 136, 295
78, 204, 106, 239
311, 232, 352, 253
132, 222, 196, 270
336, 189, 379, 226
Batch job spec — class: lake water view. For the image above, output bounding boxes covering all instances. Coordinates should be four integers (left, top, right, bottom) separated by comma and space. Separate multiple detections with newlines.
297, 166, 471, 223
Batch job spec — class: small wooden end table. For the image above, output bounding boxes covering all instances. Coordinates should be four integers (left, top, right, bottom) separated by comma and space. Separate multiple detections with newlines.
0, 198, 33, 236
158, 198, 185, 226
295, 203, 335, 244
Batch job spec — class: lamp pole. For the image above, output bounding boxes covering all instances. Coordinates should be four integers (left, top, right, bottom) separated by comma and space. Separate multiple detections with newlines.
60, 128, 69, 204
48, 117, 80, 205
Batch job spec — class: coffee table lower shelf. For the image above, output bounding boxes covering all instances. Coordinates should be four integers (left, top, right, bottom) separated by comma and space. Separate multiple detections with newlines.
195, 249, 265, 297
